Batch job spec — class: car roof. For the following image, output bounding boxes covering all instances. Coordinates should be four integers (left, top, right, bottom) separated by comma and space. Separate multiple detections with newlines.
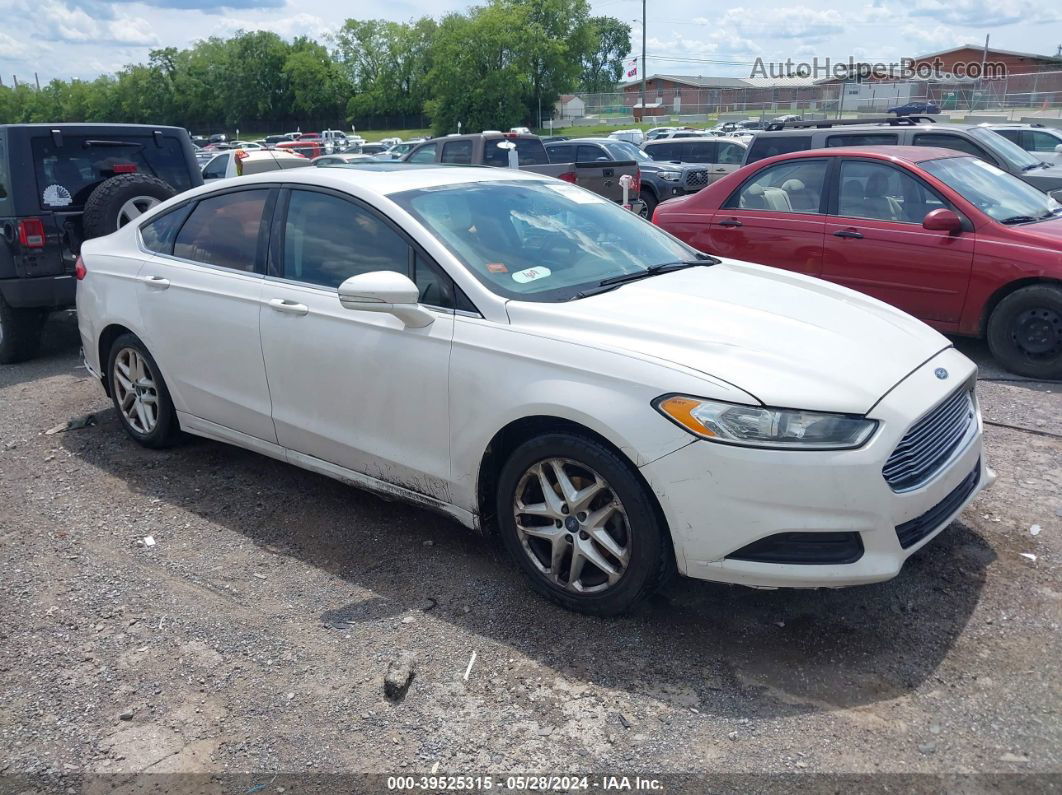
753, 122, 974, 137
198, 163, 549, 197
766, 145, 970, 164
645, 136, 743, 144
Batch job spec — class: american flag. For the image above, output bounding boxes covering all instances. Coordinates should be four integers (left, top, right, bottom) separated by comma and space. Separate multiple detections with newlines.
625, 57, 638, 78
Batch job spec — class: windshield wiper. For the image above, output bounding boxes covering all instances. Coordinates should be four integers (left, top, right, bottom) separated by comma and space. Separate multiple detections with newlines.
999, 215, 1039, 225
571, 256, 719, 299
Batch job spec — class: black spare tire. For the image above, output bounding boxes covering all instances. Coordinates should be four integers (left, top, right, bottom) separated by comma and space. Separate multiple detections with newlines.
82, 174, 177, 239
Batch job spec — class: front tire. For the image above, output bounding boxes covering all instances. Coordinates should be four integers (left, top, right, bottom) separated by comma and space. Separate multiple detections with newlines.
495, 433, 670, 616
639, 189, 658, 220
0, 296, 46, 364
987, 285, 1062, 379
106, 333, 181, 448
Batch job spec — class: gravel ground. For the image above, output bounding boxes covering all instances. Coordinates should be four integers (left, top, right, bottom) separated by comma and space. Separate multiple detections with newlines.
1, 314, 1059, 786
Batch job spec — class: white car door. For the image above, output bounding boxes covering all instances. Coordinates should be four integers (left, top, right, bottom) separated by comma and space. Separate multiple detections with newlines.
136, 187, 277, 442
258, 187, 456, 500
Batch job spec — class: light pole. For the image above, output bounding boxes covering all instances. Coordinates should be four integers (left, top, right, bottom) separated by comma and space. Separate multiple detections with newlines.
640, 0, 647, 119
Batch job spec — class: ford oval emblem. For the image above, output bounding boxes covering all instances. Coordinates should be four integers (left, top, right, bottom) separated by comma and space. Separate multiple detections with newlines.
935, 368, 949, 380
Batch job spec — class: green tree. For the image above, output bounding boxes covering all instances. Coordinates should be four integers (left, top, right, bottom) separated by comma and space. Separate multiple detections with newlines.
579, 16, 631, 93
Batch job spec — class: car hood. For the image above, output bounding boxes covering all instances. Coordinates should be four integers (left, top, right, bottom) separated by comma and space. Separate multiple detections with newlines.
1006, 215, 1062, 248
506, 260, 951, 414
1022, 163, 1062, 191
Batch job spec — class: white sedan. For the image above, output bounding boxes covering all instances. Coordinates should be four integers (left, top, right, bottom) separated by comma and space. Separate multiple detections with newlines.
75, 165, 993, 615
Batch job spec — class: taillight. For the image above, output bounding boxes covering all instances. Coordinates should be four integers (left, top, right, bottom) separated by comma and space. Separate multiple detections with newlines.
631, 170, 641, 194
558, 171, 577, 184
112, 163, 138, 174
17, 218, 46, 249
75, 255, 87, 281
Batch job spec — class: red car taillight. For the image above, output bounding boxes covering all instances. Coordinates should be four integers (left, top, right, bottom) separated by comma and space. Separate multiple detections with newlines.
558, 171, 577, 184
17, 218, 46, 249
75, 255, 87, 281
631, 169, 641, 194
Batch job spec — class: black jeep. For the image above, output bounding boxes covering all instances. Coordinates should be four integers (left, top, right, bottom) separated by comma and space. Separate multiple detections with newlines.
0, 123, 202, 363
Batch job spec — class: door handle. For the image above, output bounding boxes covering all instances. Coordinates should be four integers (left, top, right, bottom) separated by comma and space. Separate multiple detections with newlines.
141, 275, 170, 289
268, 298, 309, 316
833, 229, 864, 239
718, 218, 743, 228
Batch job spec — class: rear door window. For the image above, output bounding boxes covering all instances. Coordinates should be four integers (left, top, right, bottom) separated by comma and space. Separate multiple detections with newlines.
173, 189, 269, 272
717, 142, 745, 164
483, 139, 548, 166
576, 144, 608, 162
725, 159, 828, 213
32, 133, 194, 210
1029, 130, 1061, 151
912, 133, 996, 164
684, 141, 718, 162
441, 140, 473, 164
826, 133, 899, 147
745, 135, 809, 163
546, 144, 576, 162
202, 154, 229, 180
645, 142, 678, 161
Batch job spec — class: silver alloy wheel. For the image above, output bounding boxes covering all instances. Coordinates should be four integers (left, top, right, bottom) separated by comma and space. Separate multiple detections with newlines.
513, 458, 631, 594
117, 196, 161, 229
113, 347, 160, 434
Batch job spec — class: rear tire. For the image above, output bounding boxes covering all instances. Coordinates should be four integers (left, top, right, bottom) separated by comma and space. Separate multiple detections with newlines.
987, 285, 1062, 380
495, 432, 670, 616
83, 175, 177, 239
0, 295, 46, 364
106, 333, 182, 448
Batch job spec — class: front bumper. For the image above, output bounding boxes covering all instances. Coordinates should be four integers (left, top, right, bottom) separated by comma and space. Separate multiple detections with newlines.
641, 348, 995, 588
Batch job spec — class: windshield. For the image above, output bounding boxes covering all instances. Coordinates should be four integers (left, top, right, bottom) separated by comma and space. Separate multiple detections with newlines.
970, 127, 1042, 170
391, 180, 696, 302
922, 156, 1061, 223
603, 141, 651, 162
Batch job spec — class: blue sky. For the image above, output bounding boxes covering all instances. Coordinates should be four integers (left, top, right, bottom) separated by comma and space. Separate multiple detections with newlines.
1, 0, 1060, 86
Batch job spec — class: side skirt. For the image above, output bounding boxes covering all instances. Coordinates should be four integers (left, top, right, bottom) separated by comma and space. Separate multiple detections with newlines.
177, 412, 476, 530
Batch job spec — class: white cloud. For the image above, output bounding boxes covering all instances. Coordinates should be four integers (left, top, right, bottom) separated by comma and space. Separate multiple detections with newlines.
16, 0, 159, 46
910, 0, 1061, 27
718, 7, 846, 42
213, 11, 332, 40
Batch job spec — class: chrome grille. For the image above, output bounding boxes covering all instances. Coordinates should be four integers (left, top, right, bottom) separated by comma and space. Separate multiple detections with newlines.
883, 387, 975, 492
685, 170, 709, 189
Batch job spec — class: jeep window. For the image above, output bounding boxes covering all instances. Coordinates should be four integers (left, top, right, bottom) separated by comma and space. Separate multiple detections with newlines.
745, 135, 809, 164
32, 134, 194, 210
483, 138, 549, 167
0, 128, 10, 216
826, 133, 898, 147
725, 160, 828, 213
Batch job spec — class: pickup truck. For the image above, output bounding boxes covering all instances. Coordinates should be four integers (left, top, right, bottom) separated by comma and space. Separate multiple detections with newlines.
401, 133, 642, 208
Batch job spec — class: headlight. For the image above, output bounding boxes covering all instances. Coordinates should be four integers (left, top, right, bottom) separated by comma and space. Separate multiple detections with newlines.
654, 395, 877, 450
658, 171, 682, 182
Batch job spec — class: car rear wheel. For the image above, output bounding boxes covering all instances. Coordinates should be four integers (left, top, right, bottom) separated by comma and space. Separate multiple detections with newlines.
987, 285, 1062, 380
0, 296, 46, 365
106, 333, 181, 448
83, 175, 177, 239
495, 433, 670, 615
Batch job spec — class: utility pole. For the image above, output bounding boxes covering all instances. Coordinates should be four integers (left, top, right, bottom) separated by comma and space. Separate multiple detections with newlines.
640, 0, 646, 118
34, 72, 40, 90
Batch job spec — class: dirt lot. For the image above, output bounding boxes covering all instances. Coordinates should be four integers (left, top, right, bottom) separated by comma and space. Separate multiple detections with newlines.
1, 314, 1060, 788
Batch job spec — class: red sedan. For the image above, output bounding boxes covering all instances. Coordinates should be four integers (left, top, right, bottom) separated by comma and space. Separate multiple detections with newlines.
654, 146, 1062, 378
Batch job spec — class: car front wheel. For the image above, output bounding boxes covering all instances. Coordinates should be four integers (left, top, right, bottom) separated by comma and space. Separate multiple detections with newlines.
107, 333, 182, 448
987, 285, 1062, 379
496, 433, 670, 615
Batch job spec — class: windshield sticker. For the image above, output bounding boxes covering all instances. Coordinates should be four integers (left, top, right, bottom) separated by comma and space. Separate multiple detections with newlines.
512, 266, 551, 284
546, 183, 607, 204
42, 184, 72, 207
486, 262, 509, 273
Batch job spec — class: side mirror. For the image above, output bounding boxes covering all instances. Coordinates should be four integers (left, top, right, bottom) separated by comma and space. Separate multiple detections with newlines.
337, 271, 434, 328
922, 208, 963, 234
1055, 144, 1062, 154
